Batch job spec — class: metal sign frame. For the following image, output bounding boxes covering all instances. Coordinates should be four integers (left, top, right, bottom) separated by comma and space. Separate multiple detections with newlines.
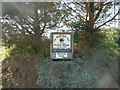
50, 32, 73, 60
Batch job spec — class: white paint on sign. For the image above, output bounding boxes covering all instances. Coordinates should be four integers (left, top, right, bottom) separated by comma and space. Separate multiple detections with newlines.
53, 34, 71, 49
56, 53, 67, 58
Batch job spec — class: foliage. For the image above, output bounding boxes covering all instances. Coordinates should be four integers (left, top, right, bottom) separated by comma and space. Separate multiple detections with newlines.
98, 28, 119, 56
1, 2, 60, 60
2, 66, 8, 73
1, 35, 50, 60
1, 2, 120, 62
12, 66, 19, 72
74, 28, 120, 58
0, 45, 16, 61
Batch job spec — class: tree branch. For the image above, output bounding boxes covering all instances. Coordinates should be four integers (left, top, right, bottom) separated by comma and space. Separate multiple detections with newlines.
96, 8, 120, 29
103, 2, 112, 6
12, 17, 34, 35
63, 2, 86, 21
41, 22, 46, 35
94, 2, 104, 21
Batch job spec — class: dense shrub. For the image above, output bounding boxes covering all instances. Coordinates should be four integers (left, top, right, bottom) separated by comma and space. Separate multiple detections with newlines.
2, 28, 119, 61
2, 34, 50, 60
74, 28, 120, 58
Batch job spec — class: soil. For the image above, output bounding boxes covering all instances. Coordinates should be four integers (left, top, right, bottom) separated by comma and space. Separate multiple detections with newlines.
2, 58, 39, 88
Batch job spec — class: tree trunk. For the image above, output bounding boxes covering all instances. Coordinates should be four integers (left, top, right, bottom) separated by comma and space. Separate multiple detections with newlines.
88, 2, 95, 34
33, 3, 42, 40
84, 2, 95, 35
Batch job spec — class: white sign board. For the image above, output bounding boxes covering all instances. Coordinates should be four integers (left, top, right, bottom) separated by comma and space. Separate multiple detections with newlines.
50, 32, 73, 60
53, 34, 71, 49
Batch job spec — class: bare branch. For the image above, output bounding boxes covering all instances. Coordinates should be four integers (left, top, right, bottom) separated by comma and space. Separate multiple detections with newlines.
94, 2, 104, 21
63, 2, 86, 21
41, 22, 46, 34
72, 2, 85, 9
103, 2, 112, 6
12, 17, 34, 35
96, 8, 120, 29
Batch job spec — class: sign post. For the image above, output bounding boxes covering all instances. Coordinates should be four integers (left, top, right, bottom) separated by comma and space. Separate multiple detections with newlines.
50, 32, 73, 60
